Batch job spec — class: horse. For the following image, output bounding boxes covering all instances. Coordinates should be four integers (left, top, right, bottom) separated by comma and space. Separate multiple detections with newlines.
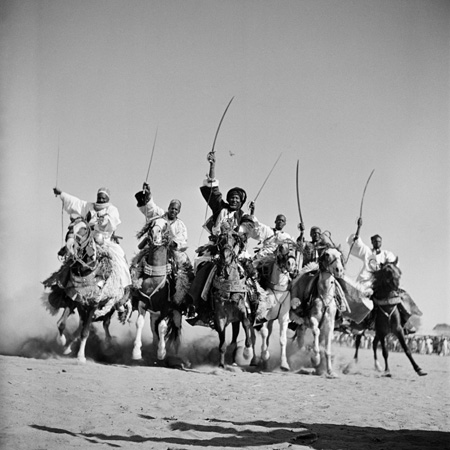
290, 247, 346, 377
362, 260, 427, 377
130, 216, 191, 362
205, 223, 254, 368
43, 217, 130, 362
250, 240, 298, 371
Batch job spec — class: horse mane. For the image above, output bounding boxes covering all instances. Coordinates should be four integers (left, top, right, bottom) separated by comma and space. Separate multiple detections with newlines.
136, 215, 166, 239
371, 261, 402, 297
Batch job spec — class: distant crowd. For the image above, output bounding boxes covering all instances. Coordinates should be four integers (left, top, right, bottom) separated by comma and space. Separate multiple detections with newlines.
334, 332, 449, 357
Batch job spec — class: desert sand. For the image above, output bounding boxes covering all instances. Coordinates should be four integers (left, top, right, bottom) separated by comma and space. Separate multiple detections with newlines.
1, 321, 449, 450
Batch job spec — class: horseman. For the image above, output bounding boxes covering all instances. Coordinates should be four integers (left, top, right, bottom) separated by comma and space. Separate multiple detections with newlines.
297, 224, 329, 268
134, 183, 189, 265
346, 218, 416, 334
52, 186, 132, 313
187, 151, 268, 326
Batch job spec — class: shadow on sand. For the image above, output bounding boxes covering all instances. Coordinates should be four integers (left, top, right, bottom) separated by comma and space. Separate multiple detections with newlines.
31, 418, 449, 450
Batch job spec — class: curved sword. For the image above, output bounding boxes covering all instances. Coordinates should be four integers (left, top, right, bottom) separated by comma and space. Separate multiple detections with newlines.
211, 97, 234, 154
346, 169, 375, 263
296, 160, 304, 224
145, 127, 158, 183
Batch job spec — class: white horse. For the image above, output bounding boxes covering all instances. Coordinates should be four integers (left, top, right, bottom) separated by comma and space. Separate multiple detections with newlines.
251, 241, 298, 371
290, 247, 346, 377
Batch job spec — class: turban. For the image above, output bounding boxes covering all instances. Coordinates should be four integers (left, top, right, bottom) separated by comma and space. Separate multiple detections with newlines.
371, 234, 382, 241
226, 187, 247, 204
169, 199, 182, 209
97, 187, 110, 201
310, 226, 321, 233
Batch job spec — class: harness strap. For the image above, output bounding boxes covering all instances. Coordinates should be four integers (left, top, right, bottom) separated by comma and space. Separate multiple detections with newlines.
143, 262, 172, 277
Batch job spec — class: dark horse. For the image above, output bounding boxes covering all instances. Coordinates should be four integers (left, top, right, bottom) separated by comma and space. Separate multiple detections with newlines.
130, 216, 191, 362
360, 260, 427, 377
43, 217, 129, 362
206, 224, 254, 368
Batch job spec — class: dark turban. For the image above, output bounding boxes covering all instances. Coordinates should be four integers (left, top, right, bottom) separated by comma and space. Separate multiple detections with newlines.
310, 226, 321, 233
226, 187, 247, 205
371, 234, 382, 241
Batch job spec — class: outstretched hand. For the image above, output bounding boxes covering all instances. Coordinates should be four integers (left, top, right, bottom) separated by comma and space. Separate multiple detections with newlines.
298, 222, 305, 232
249, 201, 255, 215
53, 187, 61, 196
207, 151, 216, 164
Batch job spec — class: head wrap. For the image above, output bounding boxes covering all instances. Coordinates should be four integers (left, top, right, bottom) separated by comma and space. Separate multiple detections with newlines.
226, 187, 247, 205
97, 187, 110, 201
310, 226, 321, 233
169, 199, 182, 209
371, 234, 382, 241
275, 214, 286, 222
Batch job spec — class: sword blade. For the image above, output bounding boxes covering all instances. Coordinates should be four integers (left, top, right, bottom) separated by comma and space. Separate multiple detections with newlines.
296, 160, 304, 223
145, 127, 158, 183
253, 152, 283, 203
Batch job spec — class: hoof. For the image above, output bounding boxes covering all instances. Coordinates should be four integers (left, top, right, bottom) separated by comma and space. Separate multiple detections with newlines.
261, 350, 270, 362
342, 363, 352, 375
280, 364, 290, 372
77, 356, 87, 364
250, 356, 258, 367
132, 350, 142, 361
157, 351, 166, 360
381, 372, 392, 378
57, 334, 67, 347
326, 371, 339, 379
243, 347, 252, 360
417, 369, 428, 377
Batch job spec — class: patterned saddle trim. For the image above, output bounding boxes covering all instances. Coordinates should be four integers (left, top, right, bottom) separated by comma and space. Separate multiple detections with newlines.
70, 264, 101, 288
143, 262, 171, 277
213, 276, 246, 294
373, 292, 402, 307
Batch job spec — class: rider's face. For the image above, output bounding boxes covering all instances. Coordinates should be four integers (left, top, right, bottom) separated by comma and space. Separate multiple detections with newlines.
310, 230, 321, 243
97, 193, 109, 204
371, 237, 382, 250
167, 205, 180, 220
228, 194, 241, 211
275, 215, 286, 231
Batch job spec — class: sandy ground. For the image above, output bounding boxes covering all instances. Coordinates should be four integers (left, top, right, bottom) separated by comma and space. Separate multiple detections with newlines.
1, 321, 449, 450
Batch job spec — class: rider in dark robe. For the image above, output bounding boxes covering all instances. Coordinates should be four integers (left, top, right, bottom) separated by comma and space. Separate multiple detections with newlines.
187, 152, 255, 326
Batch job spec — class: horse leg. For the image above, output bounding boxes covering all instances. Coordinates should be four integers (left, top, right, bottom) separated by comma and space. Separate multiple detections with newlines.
57, 306, 75, 354
278, 313, 290, 372
170, 310, 182, 356
77, 309, 95, 363
241, 317, 254, 362
260, 322, 270, 364
378, 334, 391, 377
310, 317, 321, 368
217, 320, 228, 368
323, 317, 337, 378
229, 322, 240, 365
249, 323, 258, 366
103, 313, 113, 348
372, 335, 383, 372
157, 318, 168, 360
343, 333, 361, 375
394, 328, 427, 376
150, 312, 161, 360
132, 307, 146, 360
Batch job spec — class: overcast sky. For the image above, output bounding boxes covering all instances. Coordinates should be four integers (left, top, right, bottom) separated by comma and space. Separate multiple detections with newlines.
1, 0, 448, 348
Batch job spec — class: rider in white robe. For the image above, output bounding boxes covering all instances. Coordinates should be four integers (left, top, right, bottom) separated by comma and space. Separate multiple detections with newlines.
54, 187, 132, 289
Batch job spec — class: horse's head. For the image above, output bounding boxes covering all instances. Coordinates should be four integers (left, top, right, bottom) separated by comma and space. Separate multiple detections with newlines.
319, 247, 345, 278
216, 225, 245, 276
275, 241, 298, 274
68, 218, 100, 271
138, 216, 170, 248
372, 258, 401, 293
